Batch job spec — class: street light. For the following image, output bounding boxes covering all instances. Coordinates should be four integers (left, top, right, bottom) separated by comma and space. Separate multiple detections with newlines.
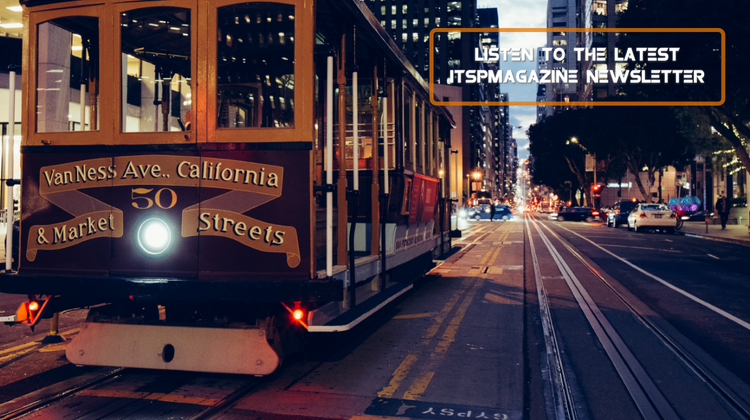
468, 170, 481, 206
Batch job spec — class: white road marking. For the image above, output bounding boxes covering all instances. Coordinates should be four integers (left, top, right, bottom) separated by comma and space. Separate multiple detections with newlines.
552, 222, 750, 332
602, 244, 681, 252
707, 254, 720, 260
665, 239, 673, 242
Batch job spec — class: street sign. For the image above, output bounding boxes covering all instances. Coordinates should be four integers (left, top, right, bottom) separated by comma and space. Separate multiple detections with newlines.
585, 154, 595, 172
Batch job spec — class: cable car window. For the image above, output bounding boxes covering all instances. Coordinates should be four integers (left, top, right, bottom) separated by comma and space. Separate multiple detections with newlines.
36, 16, 99, 133
217, 3, 295, 129
121, 7, 191, 133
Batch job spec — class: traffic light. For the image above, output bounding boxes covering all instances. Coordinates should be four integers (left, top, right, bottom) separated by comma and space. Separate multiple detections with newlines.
591, 183, 602, 197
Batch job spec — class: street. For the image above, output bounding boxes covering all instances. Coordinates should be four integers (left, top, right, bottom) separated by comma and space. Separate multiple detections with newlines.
0, 214, 747, 418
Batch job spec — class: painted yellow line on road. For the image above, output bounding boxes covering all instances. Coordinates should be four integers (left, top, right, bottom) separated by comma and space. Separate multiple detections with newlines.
78, 389, 219, 406
402, 278, 484, 399
435, 278, 483, 356
393, 313, 435, 320
377, 353, 420, 399
422, 277, 474, 342
0, 347, 37, 363
479, 248, 495, 265
488, 247, 501, 266
402, 371, 434, 400
0, 340, 39, 356
379, 277, 476, 398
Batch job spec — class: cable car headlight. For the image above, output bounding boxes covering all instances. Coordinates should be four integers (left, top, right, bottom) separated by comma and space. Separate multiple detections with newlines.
137, 218, 171, 255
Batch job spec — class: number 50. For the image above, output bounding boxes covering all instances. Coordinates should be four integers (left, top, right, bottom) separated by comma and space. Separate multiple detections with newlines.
131, 188, 178, 209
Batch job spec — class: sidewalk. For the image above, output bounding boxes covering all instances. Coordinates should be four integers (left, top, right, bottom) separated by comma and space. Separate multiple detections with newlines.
678, 221, 750, 247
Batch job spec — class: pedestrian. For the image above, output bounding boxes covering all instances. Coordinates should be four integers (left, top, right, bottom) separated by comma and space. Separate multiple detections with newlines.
715, 194, 730, 229
490, 202, 496, 221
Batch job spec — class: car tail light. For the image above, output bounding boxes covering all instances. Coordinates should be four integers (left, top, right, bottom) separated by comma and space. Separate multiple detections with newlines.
669, 213, 677, 219
592, 211, 599, 216
616, 210, 620, 214
639, 213, 647, 218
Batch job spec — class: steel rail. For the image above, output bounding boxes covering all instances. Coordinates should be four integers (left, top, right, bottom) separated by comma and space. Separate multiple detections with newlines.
0, 367, 124, 420
530, 215, 679, 420
546, 216, 750, 419
524, 216, 578, 420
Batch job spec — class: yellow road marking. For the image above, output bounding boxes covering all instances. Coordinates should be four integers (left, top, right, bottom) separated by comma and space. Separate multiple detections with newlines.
0, 340, 39, 356
392, 313, 435, 320
78, 389, 219, 406
435, 279, 483, 355
422, 277, 474, 342
402, 278, 484, 399
479, 248, 495, 265
402, 371, 434, 400
377, 353, 420, 398
488, 247, 501, 266
378, 277, 475, 398
39, 342, 68, 353
0, 347, 37, 363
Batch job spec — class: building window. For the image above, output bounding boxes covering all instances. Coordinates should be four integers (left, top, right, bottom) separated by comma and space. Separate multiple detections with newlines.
594, 0, 607, 15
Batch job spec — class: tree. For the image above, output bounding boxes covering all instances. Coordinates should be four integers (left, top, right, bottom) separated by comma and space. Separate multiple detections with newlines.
618, 0, 750, 181
588, 105, 694, 202
528, 110, 593, 206
528, 105, 694, 204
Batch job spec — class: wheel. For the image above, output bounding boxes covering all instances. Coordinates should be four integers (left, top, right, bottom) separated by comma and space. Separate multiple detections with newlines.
606, 219, 612, 228
627, 221, 633, 231
558, 215, 565, 222
501, 215, 509, 221
675, 218, 683, 230
474, 215, 481, 221
585, 216, 594, 223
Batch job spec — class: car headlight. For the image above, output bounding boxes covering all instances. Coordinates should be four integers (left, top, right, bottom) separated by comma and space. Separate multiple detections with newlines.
459, 210, 466, 217
137, 218, 172, 255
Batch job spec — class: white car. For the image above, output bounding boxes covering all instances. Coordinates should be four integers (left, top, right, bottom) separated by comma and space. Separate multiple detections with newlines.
627, 203, 677, 233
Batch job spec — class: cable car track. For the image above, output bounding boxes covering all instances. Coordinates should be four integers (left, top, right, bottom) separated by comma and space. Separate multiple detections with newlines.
528, 214, 750, 420
0, 367, 125, 420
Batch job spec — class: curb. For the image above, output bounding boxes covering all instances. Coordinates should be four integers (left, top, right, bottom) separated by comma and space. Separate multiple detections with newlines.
680, 232, 750, 248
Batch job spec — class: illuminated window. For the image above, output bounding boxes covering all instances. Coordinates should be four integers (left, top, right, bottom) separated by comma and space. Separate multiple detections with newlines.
37, 16, 99, 132
594, 0, 607, 15
217, 3, 294, 128
121, 7, 191, 133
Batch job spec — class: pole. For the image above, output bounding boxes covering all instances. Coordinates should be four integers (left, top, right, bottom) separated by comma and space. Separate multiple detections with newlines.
6, 67, 16, 271
325, 53, 334, 277
348, 28, 360, 308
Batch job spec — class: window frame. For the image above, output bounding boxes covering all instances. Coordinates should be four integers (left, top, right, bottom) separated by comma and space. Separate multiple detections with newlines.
113, 0, 199, 145
27, 6, 113, 146
207, 0, 314, 144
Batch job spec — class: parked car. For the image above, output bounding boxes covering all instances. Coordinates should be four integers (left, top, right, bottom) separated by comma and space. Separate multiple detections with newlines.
627, 203, 677, 233
606, 199, 639, 228
556, 207, 600, 222
466, 204, 514, 221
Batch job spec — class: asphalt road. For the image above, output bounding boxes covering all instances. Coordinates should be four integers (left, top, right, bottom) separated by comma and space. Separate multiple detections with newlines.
0, 213, 747, 419
527, 213, 750, 419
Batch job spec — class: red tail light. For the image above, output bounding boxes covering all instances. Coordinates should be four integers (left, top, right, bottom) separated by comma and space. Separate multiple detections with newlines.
669, 213, 677, 219
281, 302, 308, 329
616, 210, 620, 214
639, 213, 647, 218
592, 211, 599, 216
